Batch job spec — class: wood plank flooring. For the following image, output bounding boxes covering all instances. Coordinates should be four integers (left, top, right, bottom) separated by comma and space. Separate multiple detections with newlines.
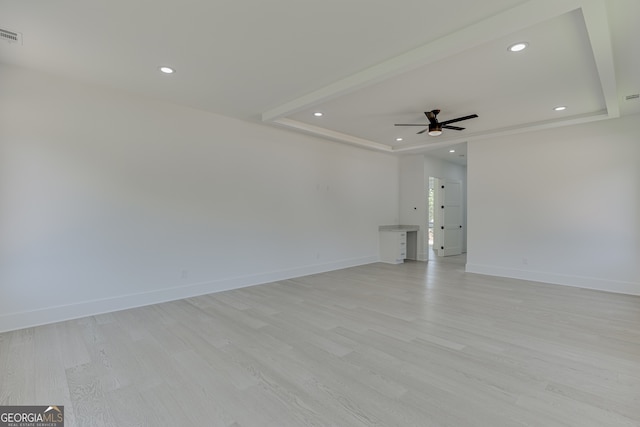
1, 258, 639, 426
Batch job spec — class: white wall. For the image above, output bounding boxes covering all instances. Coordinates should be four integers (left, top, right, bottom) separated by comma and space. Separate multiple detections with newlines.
0, 64, 399, 332
467, 114, 640, 295
424, 154, 468, 252
399, 155, 427, 261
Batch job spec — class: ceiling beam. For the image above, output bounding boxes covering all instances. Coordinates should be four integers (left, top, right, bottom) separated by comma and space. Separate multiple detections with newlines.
262, 0, 619, 153
393, 110, 610, 153
273, 118, 393, 152
580, 0, 619, 118
262, 0, 585, 123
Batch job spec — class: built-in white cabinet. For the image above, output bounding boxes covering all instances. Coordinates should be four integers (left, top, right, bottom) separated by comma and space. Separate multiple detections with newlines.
379, 225, 420, 264
379, 230, 408, 264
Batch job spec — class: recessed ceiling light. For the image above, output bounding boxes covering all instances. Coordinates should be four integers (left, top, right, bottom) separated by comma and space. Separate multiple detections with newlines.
553, 106, 567, 111
508, 42, 528, 52
396, 137, 403, 142
449, 149, 456, 153
159, 66, 175, 74
313, 112, 324, 117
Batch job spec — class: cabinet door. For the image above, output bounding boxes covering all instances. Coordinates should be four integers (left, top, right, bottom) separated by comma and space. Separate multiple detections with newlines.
380, 232, 406, 264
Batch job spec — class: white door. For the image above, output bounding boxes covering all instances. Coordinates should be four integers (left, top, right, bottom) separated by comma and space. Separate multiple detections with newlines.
435, 178, 463, 257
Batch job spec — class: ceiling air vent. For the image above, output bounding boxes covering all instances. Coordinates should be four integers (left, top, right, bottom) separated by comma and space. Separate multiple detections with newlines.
0, 28, 22, 44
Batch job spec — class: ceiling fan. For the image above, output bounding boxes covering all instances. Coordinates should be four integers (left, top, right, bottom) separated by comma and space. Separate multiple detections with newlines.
395, 109, 478, 136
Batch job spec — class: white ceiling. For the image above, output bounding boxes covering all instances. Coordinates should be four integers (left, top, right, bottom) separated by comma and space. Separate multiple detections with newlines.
1, 0, 638, 161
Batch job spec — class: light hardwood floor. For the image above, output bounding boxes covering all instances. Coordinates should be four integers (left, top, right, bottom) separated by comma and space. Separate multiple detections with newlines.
1, 259, 639, 426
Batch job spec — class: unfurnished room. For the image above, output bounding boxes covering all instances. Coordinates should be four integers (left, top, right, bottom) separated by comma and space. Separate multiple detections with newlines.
1, 0, 639, 426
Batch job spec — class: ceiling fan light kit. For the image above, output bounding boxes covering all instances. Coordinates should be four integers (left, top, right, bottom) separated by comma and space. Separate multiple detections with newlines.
428, 124, 443, 136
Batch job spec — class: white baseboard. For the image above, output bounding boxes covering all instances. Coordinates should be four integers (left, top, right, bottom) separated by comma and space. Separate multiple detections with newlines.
0, 255, 378, 333
465, 263, 640, 296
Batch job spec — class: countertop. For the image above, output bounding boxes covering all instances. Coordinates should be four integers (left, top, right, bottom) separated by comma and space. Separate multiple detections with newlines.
378, 225, 420, 232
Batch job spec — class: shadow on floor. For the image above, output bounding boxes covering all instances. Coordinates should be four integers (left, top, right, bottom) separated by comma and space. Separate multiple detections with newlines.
428, 248, 467, 267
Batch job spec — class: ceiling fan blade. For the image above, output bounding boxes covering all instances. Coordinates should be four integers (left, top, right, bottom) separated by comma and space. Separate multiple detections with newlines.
440, 114, 478, 126
416, 128, 429, 135
443, 125, 465, 131
425, 110, 438, 124
395, 123, 429, 126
